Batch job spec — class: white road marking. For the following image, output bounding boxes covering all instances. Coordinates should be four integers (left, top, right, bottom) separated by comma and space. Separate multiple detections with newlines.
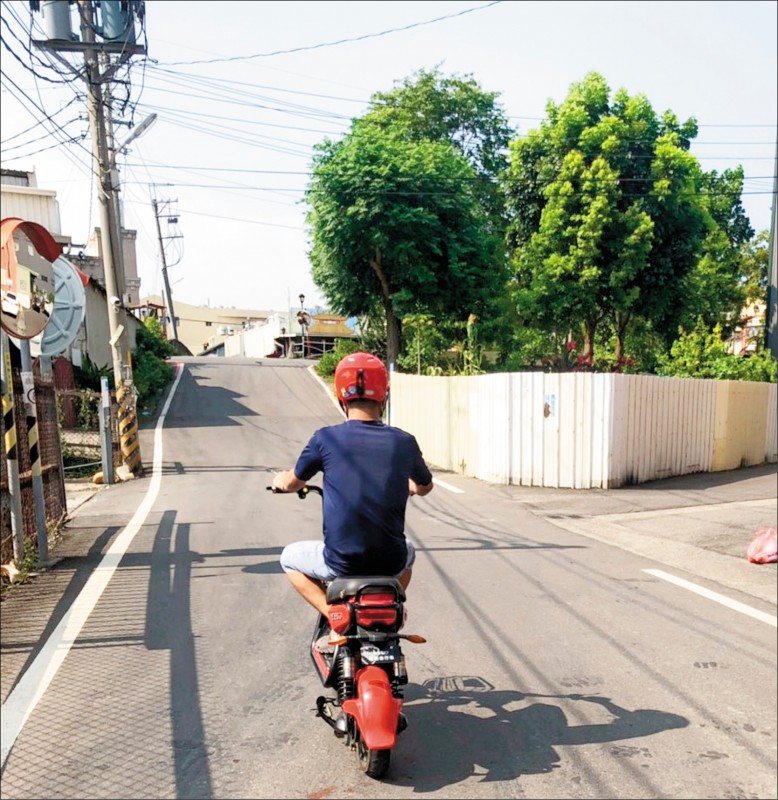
434, 478, 464, 494
0, 362, 185, 768
643, 568, 777, 627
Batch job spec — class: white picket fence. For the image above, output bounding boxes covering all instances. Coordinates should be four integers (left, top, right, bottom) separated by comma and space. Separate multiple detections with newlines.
389, 371, 777, 489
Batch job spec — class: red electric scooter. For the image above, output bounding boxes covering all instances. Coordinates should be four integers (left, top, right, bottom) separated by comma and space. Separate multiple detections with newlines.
270, 484, 426, 779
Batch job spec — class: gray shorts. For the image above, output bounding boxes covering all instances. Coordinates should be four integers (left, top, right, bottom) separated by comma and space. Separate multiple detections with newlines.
280, 540, 416, 581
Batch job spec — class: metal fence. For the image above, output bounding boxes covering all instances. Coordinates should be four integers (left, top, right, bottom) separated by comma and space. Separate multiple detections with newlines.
57, 388, 119, 473
1, 365, 119, 566
390, 371, 778, 489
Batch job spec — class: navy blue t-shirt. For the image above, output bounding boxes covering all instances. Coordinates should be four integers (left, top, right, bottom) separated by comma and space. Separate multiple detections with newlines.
294, 420, 432, 576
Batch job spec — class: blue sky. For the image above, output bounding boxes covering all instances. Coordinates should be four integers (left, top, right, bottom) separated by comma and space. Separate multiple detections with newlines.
1, 0, 776, 313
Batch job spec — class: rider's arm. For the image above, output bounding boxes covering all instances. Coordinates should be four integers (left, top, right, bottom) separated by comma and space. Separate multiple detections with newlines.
409, 477, 433, 497
272, 469, 306, 493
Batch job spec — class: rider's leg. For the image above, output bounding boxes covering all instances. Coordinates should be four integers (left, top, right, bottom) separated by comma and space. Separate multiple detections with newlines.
285, 569, 330, 616
397, 542, 415, 591
398, 567, 412, 590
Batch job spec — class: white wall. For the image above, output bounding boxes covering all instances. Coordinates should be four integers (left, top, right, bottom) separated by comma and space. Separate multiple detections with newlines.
223, 314, 290, 358
390, 371, 777, 489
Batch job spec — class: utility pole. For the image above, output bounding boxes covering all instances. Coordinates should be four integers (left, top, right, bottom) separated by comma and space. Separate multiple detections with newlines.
104, 82, 127, 302
33, 0, 145, 387
79, 0, 125, 387
32, 0, 147, 475
152, 197, 181, 342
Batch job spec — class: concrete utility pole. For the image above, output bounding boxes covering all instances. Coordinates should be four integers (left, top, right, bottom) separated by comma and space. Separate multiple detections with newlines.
152, 198, 180, 342
33, 0, 146, 387
78, 1, 125, 387
32, 0, 147, 475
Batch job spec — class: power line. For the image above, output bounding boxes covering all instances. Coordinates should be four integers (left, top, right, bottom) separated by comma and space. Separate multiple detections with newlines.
0, 69, 96, 169
158, 1, 505, 66
0, 95, 80, 143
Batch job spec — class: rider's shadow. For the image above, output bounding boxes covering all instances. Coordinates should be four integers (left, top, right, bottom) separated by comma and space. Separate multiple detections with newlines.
394, 677, 689, 792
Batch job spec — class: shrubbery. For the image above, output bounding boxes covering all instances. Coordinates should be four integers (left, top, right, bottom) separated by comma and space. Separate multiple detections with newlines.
657, 320, 777, 383
132, 318, 177, 414
70, 317, 177, 415
316, 338, 362, 380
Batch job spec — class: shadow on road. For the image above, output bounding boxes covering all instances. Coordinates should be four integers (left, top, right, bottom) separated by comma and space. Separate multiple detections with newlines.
393, 675, 689, 793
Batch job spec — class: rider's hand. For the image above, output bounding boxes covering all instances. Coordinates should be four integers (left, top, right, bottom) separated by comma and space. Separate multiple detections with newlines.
272, 469, 306, 494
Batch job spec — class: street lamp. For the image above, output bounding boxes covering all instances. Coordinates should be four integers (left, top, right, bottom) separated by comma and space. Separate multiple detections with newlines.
106, 113, 157, 306
105, 113, 158, 378
118, 113, 158, 152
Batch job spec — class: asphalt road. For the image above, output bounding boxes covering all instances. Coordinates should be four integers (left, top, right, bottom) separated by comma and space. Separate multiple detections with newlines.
1, 357, 775, 799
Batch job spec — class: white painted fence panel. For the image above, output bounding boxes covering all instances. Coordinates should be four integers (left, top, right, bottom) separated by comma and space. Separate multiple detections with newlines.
390, 370, 774, 489
766, 383, 777, 462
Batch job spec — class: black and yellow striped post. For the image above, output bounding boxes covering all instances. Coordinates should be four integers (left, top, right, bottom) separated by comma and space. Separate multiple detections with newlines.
116, 354, 142, 476
1, 335, 25, 563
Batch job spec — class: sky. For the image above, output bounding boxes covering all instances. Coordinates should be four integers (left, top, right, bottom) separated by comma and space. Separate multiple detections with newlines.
1, 0, 776, 315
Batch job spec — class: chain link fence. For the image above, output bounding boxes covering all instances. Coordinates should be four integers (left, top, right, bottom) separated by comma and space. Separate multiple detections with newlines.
1, 364, 119, 567
57, 388, 120, 477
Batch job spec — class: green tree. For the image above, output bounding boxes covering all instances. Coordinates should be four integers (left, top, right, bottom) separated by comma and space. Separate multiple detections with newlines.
306, 125, 504, 367
504, 72, 723, 365
739, 229, 771, 305
364, 66, 514, 227
678, 168, 754, 337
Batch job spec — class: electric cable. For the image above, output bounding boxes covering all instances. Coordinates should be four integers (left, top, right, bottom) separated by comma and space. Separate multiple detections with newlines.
157, 1, 505, 66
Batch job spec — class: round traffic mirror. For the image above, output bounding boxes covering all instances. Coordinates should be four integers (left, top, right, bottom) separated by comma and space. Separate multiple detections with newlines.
1, 221, 58, 340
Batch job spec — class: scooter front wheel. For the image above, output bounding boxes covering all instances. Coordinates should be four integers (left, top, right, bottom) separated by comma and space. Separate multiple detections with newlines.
356, 739, 391, 779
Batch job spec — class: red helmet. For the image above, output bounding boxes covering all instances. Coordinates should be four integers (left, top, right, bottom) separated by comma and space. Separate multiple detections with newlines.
334, 351, 388, 406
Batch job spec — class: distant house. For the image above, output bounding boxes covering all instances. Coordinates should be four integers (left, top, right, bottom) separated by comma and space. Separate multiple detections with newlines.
134, 295, 285, 356
134, 295, 356, 359
729, 300, 767, 356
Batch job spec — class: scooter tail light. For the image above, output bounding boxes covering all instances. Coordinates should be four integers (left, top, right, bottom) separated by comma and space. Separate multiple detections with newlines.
355, 606, 397, 627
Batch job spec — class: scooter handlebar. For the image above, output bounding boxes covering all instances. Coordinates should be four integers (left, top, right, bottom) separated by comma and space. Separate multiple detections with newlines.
267, 484, 323, 499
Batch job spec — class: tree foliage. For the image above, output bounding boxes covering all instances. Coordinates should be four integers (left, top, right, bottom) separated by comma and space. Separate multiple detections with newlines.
131, 318, 176, 414
306, 124, 504, 366
739, 229, 771, 305
365, 66, 514, 227
503, 71, 752, 365
306, 69, 513, 367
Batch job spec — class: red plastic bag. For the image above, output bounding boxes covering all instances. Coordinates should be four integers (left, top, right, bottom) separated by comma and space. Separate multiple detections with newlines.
746, 528, 777, 564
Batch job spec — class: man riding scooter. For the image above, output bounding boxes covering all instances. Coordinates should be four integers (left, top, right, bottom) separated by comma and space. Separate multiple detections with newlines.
271, 351, 434, 644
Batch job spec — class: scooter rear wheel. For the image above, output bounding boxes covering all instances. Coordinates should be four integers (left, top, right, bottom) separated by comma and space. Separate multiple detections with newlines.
356, 740, 390, 779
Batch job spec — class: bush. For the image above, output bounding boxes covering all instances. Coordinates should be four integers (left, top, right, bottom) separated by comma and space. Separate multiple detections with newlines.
132, 319, 177, 414
316, 338, 362, 380
658, 320, 777, 383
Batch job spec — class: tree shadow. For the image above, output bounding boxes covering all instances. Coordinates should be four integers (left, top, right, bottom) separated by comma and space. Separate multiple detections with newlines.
393, 676, 689, 793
